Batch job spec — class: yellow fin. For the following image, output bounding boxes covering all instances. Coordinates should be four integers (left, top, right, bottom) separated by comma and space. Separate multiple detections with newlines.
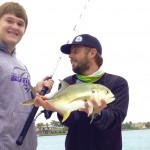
87, 106, 93, 116
21, 99, 34, 105
29, 85, 36, 97
48, 79, 70, 100
62, 111, 71, 122
59, 79, 70, 89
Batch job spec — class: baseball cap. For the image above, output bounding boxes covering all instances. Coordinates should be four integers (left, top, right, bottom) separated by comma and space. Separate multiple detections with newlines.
60, 34, 102, 54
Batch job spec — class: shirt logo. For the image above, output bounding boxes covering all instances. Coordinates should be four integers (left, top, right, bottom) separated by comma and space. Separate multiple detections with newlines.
11, 67, 30, 93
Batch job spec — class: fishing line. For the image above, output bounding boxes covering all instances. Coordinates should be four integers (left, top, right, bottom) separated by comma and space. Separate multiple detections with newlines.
70, 0, 90, 42
34, 56, 62, 121
34, 0, 91, 120
16, 0, 91, 145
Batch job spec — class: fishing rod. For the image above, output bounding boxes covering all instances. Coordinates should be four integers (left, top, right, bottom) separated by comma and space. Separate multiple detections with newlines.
16, 0, 90, 146
34, 56, 63, 121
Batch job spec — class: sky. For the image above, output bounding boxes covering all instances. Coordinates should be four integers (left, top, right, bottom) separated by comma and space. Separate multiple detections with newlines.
1, 0, 150, 124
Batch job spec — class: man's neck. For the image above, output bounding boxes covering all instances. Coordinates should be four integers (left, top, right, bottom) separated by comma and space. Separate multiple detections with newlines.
83, 65, 99, 76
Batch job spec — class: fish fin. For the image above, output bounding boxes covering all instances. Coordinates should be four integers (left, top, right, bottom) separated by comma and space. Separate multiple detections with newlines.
21, 99, 34, 105
90, 115, 95, 124
58, 79, 70, 89
21, 85, 35, 106
48, 79, 70, 100
90, 112, 101, 124
30, 85, 36, 97
87, 106, 93, 116
62, 111, 71, 122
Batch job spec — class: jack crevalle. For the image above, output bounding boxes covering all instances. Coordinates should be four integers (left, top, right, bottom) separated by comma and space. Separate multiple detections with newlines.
21, 80, 115, 122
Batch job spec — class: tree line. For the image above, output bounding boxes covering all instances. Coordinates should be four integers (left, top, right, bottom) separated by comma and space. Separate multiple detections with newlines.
36, 120, 150, 132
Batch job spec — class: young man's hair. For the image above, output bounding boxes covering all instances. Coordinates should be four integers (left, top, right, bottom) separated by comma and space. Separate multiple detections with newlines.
0, 2, 28, 29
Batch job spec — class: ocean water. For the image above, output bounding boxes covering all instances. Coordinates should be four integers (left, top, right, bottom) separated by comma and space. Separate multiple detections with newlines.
37, 135, 65, 150
122, 129, 150, 150
37, 129, 150, 150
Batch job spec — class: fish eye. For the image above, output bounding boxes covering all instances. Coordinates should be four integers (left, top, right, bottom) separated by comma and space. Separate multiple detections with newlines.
103, 90, 109, 94
84, 99, 88, 102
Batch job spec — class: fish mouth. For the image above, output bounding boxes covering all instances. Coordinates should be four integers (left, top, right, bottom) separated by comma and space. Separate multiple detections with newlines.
111, 96, 115, 101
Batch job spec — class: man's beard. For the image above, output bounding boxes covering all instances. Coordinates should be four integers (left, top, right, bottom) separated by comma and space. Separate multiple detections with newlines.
73, 59, 90, 74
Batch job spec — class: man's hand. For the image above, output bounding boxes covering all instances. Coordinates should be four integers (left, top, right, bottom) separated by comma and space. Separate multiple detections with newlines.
35, 76, 54, 94
33, 93, 63, 116
79, 99, 107, 115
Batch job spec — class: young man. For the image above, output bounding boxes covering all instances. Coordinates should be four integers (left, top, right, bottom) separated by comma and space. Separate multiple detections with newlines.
34, 34, 129, 150
0, 2, 54, 150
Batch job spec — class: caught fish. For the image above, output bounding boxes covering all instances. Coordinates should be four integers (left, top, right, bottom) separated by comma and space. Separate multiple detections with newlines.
21, 80, 115, 122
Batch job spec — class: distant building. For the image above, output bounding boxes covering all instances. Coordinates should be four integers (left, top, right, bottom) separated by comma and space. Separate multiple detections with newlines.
132, 122, 146, 129
36, 125, 67, 135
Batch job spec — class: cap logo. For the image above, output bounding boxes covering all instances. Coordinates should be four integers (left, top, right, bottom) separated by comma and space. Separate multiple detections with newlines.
75, 36, 83, 42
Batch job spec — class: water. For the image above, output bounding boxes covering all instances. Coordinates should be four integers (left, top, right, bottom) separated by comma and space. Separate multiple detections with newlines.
37, 129, 150, 150
122, 129, 150, 150
37, 135, 65, 150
